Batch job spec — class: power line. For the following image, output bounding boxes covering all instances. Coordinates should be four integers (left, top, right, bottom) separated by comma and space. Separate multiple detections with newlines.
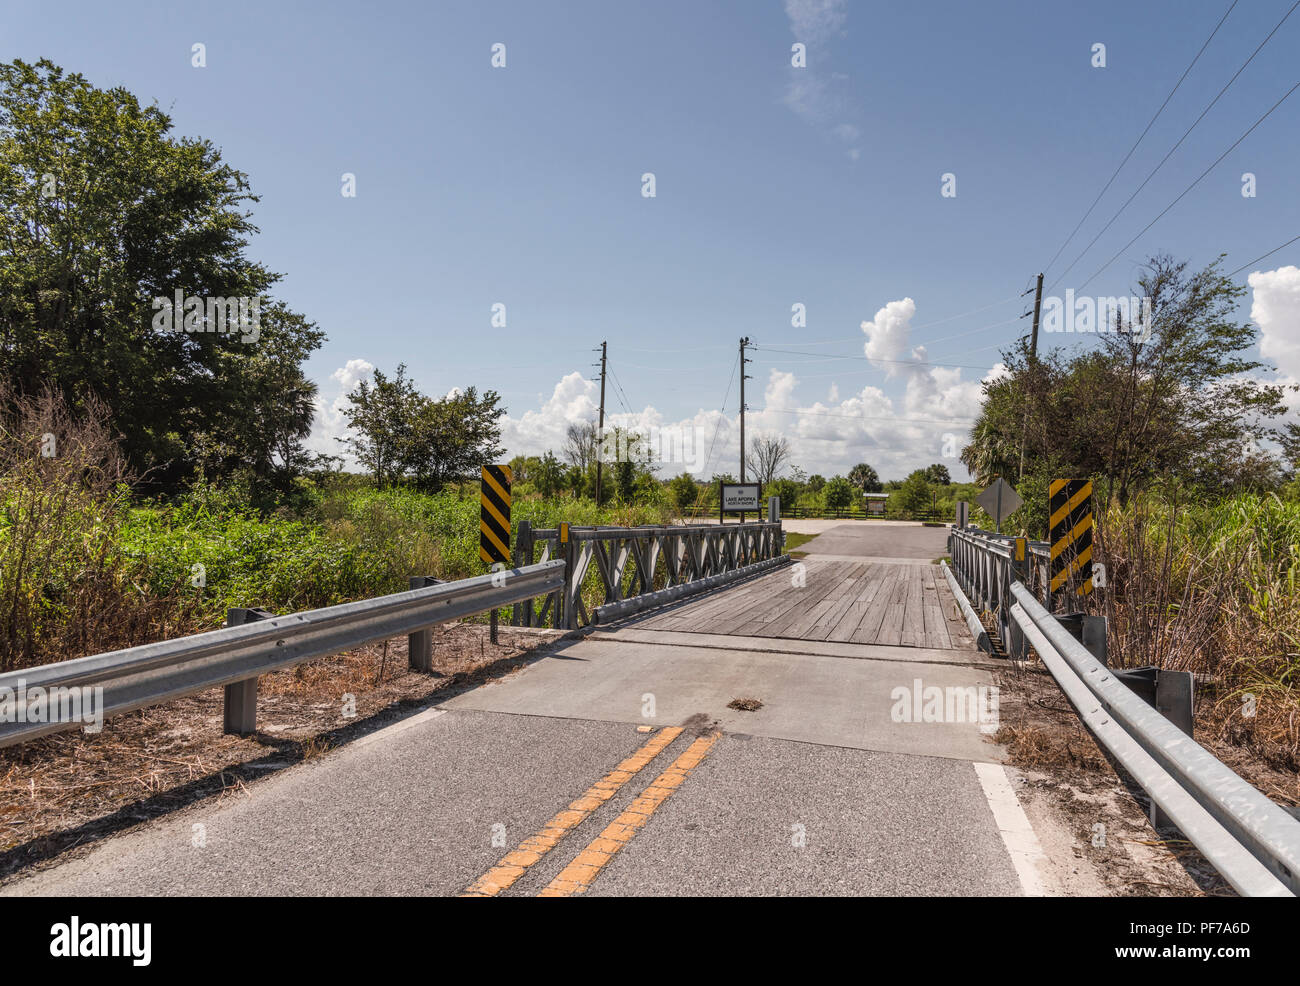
1227, 233, 1300, 277
761, 292, 1023, 348
1077, 79, 1300, 293
762, 406, 975, 425
1051, 0, 1300, 292
1042, 0, 1240, 276
755, 345, 1002, 372
699, 352, 739, 480
609, 366, 634, 415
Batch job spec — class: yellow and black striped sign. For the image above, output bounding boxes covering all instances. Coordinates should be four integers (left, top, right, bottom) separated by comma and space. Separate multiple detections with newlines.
1049, 478, 1093, 596
480, 464, 512, 565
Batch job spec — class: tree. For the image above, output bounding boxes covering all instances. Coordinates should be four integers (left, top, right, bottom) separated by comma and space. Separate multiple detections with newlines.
339, 366, 504, 491
669, 472, 699, 513
534, 451, 564, 498
765, 478, 801, 512
824, 476, 853, 510
806, 474, 826, 493
405, 386, 505, 492
0, 59, 324, 489
848, 462, 882, 492
895, 471, 932, 515
564, 421, 599, 472
965, 255, 1286, 507
921, 463, 951, 485
338, 365, 419, 488
749, 432, 791, 484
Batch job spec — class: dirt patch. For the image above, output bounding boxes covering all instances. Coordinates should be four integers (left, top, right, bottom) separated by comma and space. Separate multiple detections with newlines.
727, 697, 763, 712
0, 623, 566, 883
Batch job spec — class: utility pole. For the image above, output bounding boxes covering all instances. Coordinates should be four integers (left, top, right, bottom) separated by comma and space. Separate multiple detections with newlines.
595, 341, 607, 504
1029, 272, 1043, 360
739, 337, 753, 483
1017, 274, 1043, 483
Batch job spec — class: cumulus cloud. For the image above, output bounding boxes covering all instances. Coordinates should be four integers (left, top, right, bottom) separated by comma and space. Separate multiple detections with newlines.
1251, 265, 1300, 378
1248, 265, 1300, 416
305, 358, 373, 464
861, 297, 924, 374
308, 307, 1003, 483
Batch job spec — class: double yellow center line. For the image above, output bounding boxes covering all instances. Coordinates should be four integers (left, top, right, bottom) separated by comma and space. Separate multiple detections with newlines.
462, 727, 720, 897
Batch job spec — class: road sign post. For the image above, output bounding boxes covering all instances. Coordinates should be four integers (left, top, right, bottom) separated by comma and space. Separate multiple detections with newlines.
719, 482, 760, 524
975, 477, 1022, 533
480, 464, 512, 644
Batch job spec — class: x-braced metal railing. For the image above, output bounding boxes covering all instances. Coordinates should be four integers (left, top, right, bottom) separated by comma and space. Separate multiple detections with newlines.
512, 521, 785, 629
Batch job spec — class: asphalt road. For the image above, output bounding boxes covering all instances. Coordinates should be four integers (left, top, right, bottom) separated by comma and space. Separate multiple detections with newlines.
792, 520, 952, 561
4, 522, 1045, 897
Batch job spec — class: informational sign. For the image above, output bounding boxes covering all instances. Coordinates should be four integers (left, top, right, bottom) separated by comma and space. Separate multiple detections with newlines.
1049, 478, 1093, 597
976, 477, 1022, 531
719, 482, 761, 512
479, 464, 512, 565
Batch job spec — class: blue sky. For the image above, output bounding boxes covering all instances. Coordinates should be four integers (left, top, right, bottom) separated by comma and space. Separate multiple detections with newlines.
4, 0, 1298, 480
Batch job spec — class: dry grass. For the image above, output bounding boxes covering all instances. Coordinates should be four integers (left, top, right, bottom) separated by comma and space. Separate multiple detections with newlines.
1094, 491, 1300, 772
0, 623, 562, 882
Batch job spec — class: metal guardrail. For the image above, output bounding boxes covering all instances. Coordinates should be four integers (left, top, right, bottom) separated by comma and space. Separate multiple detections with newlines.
513, 521, 784, 630
0, 560, 565, 749
593, 554, 792, 624
948, 525, 1300, 897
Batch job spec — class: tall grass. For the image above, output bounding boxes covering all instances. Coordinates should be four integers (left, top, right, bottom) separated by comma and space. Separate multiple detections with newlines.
0, 389, 199, 671
1096, 490, 1300, 767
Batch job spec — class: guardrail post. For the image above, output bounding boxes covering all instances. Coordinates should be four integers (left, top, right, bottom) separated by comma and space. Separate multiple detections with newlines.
1057, 613, 1108, 665
224, 607, 274, 735
563, 529, 577, 630
407, 576, 444, 672
1009, 538, 1029, 660
1109, 664, 1194, 829
512, 520, 532, 627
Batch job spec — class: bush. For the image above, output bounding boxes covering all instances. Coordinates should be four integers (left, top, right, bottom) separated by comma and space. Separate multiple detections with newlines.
824, 477, 853, 510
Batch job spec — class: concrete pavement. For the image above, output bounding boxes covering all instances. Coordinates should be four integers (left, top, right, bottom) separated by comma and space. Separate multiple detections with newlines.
3, 521, 1051, 897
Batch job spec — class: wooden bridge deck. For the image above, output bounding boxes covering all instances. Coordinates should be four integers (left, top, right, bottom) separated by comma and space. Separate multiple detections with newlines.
631, 560, 974, 650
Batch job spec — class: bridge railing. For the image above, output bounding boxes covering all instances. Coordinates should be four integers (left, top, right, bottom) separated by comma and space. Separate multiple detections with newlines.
512, 520, 786, 630
945, 525, 1300, 897
0, 561, 566, 749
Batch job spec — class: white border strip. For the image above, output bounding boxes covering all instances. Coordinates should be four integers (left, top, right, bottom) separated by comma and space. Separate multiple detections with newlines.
973, 761, 1049, 897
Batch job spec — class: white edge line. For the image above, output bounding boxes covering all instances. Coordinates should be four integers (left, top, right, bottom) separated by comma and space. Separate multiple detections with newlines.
973, 761, 1051, 897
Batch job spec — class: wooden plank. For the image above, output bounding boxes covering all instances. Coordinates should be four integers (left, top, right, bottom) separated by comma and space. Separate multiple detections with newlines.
857, 567, 908, 645
934, 573, 975, 648
848, 565, 901, 644
644, 564, 789, 633
678, 565, 803, 633
813, 563, 882, 642
780, 563, 868, 639
920, 566, 950, 649
899, 566, 927, 648
740, 561, 854, 638
712, 561, 845, 637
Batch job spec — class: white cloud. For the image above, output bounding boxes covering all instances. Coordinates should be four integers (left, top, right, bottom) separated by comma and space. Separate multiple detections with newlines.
307, 311, 999, 483
306, 358, 374, 464
1251, 265, 1300, 379
784, 0, 847, 41
781, 0, 858, 153
1248, 265, 1300, 417
861, 297, 923, 374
